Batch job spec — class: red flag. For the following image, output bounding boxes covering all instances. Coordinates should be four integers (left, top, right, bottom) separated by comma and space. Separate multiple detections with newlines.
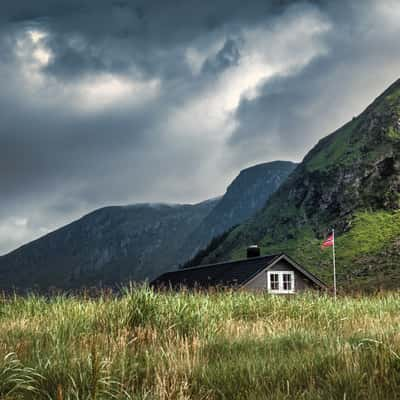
321, 233, 334, 248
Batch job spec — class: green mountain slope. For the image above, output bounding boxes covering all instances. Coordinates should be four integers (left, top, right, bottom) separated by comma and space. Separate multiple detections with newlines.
200, 78, 400, 291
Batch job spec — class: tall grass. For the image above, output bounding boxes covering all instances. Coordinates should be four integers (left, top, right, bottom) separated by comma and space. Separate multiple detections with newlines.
1, 286, 400, 399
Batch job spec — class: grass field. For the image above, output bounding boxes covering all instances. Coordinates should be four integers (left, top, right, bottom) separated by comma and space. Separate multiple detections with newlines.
1, 286, 400, 400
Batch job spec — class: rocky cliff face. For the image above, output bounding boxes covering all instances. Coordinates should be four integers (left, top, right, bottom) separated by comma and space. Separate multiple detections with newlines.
199, 79, 400, 290
179, 161, 297, 261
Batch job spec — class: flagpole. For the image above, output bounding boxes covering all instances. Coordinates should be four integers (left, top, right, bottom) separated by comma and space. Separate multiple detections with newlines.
332, 229, 337, 300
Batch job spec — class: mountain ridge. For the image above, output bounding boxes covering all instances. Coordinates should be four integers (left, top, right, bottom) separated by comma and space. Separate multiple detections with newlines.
0, 161, 295, 290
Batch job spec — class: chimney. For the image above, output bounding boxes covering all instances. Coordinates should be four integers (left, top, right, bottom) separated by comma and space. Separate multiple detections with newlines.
247, 245, 260, 258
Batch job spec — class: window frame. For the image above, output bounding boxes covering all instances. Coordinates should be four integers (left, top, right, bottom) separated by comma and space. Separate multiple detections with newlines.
267, 270, 295, 294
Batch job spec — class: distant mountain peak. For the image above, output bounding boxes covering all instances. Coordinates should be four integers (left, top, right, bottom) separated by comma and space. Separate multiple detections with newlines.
179, 160, 297, 265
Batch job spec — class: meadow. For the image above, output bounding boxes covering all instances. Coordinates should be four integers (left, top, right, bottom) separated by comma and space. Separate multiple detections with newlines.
1, 286, 400, 400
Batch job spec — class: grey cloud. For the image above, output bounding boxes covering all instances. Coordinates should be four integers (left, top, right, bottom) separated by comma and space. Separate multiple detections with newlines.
1, 0, 298, 81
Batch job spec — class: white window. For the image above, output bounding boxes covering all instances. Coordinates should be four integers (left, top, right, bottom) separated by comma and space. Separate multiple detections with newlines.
267, 271, 295, 293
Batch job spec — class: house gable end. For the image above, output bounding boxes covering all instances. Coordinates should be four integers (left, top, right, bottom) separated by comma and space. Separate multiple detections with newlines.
242, 254, 326, 291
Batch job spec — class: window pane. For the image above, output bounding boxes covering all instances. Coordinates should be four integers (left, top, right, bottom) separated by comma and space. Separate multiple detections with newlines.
270, 274, 279, 290
283, 274, 292, 291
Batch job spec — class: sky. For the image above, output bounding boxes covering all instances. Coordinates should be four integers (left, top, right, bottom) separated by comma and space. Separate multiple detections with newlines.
1, 0, 400, 254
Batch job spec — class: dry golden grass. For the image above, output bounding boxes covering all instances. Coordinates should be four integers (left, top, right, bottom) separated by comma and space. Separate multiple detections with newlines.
1, 287, 400, 399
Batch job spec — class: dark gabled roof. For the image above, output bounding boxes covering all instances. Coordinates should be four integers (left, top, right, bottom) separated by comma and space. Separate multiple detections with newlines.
150, 254, 281, 289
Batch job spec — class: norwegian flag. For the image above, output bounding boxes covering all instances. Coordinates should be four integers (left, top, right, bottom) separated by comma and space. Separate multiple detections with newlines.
321, 230, 337, 299
321, 233, 334, 248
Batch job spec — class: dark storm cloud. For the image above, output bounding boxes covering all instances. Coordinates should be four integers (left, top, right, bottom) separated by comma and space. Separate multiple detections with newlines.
1, 0, 400, 253
0, 0, 299, 208
1, 0, 292, 81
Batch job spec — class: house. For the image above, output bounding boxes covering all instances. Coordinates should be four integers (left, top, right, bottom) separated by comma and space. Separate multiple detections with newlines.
151, 246, 327, 294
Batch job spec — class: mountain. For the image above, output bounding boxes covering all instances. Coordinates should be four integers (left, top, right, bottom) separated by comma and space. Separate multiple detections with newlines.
0, 161, 295, 290
179, 161, 297, 263
0, 201, 217, 290
197, 78, 400, 291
